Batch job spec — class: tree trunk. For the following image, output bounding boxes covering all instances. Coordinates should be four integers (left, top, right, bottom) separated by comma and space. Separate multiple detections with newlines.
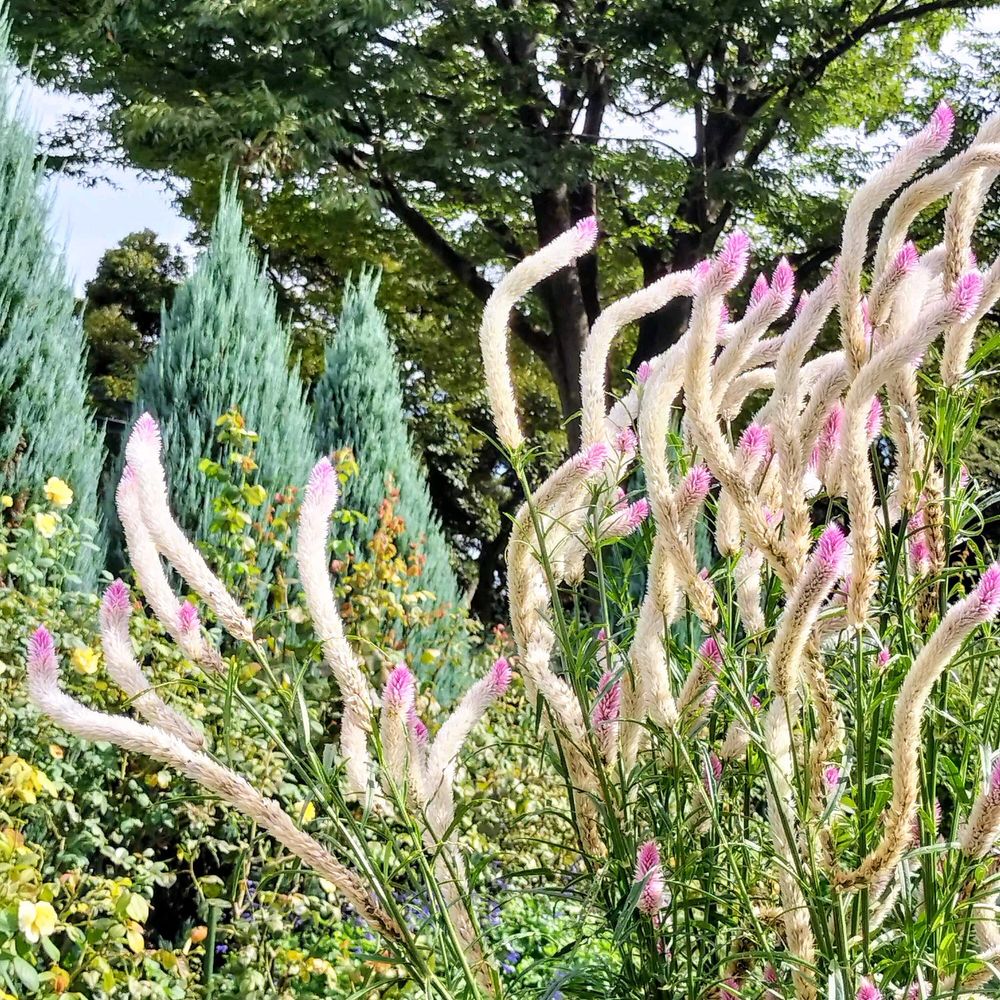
532, 186, 592, 451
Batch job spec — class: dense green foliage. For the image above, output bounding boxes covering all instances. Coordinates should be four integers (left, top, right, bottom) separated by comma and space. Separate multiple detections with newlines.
314, 271, 459, 608
0, 33, 103, 586
123, 187, 314, 587
83, 230, 187, 419
11, 0, 1000, 588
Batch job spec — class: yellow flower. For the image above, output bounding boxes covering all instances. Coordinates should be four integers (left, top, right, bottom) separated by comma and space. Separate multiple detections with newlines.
1, 494, 12, 509
33, 511, 59, 538
298, 801, 316, 825
18, 900, 57, 943
70, 646, 100, 676
44, 477, 73, 508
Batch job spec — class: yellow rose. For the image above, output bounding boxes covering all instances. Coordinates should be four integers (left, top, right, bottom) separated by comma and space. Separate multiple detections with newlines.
70, 646, 100, 676
18, 899, 57, 943
44, 477, 73, 508
33, 511, 59, 538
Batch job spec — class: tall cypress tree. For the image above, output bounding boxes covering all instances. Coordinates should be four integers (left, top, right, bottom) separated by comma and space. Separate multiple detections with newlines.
314, 270, 459, 608
0, 27, 103, 583
128, 185, 314, 579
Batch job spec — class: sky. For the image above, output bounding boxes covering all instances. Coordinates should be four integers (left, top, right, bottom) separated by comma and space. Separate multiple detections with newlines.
18, 8, 1000, 293
19, 81, 195, 292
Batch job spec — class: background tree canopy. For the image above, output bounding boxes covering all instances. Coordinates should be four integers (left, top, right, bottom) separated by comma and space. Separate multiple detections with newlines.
13, 0, 1000, 605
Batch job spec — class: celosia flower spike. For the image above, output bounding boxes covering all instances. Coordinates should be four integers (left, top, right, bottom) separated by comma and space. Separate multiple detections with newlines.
383, 665, 416, 715
972, 564, 1000, 622
815, 523, 848, 577
634, 840, 665, 917
100, 579, 132, 630
739, 423, 772, 463
710, 231, 751, 291
856, 978, 882, 1000
27, 626, 57, 681
636, 361, 651, 384
306, 457, 338, 504
178, 601, 199, 633
950, 271, 984, 322
926, 100, 956, 152
488, 657, 513, 696
749, 272, 769, 307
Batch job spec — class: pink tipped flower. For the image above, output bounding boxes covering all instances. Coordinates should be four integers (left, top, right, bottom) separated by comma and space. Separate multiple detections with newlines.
763, 964, 778, 985
877, 648, 891, 668
719, 977, 741, 1000
910, 537, 932, 572
812, 403, 844, 469
597, 627, 608, 643
178, 601, 200, 633
749, 272, 769, 307
703, 751, 723, 793
699, 637, 723, 666
579, 441, 610, 473
634, 840, 665, 916
990, 756, 1000, 793
615, 426, 638, 454
892, 241, 920, 277
698, 567, 710, 580
925, 100, 955, 152
749, 694, 762, 711
623, 498, 651, 532
408, 708, 429, 747
856, 977, 882, 1000
685, 464, 713, 499
824, 765, 841, 787
950, 271, 984, 321
383, 664, 416, 714
770, 257, 795, 305
972, 564, 1000, 622
636, 361, 652, 384
306, 457, 338, 503
27, 626, 58, 685
100, 579, 132, 629
591, 671, 622, 728
866, 397, 884, 441
739, 423, 772, 462
795, 290, 811, 318
574, 216, 599, 247
814, 523, 847, 577
959, 465, 971, 489
131, 412, 161, 448
712, 231, 751, 289
488, 657, 512, 696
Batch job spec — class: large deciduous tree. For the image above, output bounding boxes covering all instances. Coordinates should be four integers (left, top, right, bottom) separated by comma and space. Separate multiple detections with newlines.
12, 1, 996, 443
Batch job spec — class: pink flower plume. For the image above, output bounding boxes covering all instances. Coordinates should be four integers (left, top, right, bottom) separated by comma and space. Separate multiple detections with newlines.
101, 580, 132, 628
892, 241, 919, 276
950, 271, 984, 321
132, 412, 161, 447
636, 361, 652, 384
704, 751, 723, 785
749, 273, 769, 307
579, 441, 610, 473
409, 708, 429, 747
306, 458, 338, 503
634, 840, 665, 916
488, 657, 512, 696
973, 564, 1000, 621
623, 498, 651, 532
990, 756, 1000, 793
738, 423, 772, 461
683, 464, 713, 500
814, 523, 847, 576
824, 765, 841, 787
27, 626, 58, 684
770, 257, 795, 304
615, 427, 638, 454
573, 216, 599, 249
795, 289, 811, 318
383, 664, 416, 713
712, 231, 751, 289
699, 637, 723, 666
178, 601, 200, 633
591, 671, 622, 728
856, 978, 882, 1000
925, 101, 955, 152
